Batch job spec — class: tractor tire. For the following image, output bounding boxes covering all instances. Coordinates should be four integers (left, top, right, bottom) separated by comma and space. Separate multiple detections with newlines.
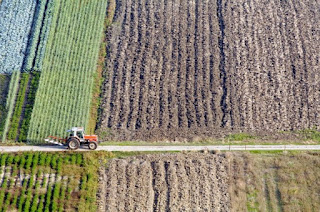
68, 138, 80, 150
88, 141, 98, 150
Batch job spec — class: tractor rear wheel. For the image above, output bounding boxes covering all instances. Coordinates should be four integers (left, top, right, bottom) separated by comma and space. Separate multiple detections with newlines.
88, 142, 97, 150
68, 138, 80, 150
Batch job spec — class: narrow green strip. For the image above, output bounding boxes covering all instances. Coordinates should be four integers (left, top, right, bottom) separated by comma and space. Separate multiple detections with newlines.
7, 73, 30, 141
1, 71, 20, 142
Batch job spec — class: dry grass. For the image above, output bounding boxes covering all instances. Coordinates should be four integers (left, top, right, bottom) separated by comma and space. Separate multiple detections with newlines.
229, 151, 320, 212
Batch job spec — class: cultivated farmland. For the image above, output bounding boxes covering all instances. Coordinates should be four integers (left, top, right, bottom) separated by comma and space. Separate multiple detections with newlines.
1, 71, 20, 142
27, 0, 108, 142
99, 0, 320, 141
0, 0, 36, 73
0, 152, 104, 212
99, 151, 320, 212
0, 0, 54, 142
0, 75, 10, 138
101, 153, 230, 211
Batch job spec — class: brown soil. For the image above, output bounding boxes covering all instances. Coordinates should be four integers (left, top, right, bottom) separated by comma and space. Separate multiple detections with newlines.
100, 151, 320, 212
102, 153, 230, 211
99, 0, 320, 141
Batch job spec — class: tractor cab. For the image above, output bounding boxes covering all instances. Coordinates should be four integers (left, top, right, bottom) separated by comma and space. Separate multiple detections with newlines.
68, 127, 85, 141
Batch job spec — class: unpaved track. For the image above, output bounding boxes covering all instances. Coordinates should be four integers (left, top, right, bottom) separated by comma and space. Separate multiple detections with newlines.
0, 145, 320, 152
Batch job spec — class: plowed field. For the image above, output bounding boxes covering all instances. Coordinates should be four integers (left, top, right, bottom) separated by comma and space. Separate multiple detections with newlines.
101, 153, 230, 211
99, 0, 320, 141
99, 152, 320, 212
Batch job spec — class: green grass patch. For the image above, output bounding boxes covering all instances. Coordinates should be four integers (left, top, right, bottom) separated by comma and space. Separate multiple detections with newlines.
111, 151, 178, 159
248, 150, 285, 154
226, 132, 256, 141
297, 128, 320, 142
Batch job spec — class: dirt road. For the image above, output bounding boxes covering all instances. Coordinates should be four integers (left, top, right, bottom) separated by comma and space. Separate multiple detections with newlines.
0, 145, 320, 152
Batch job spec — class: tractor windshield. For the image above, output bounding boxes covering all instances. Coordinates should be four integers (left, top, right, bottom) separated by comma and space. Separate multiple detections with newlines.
76, 131, 83, 138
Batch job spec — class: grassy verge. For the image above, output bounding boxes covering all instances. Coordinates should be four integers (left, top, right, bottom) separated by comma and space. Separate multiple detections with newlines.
99, 140, 320, 146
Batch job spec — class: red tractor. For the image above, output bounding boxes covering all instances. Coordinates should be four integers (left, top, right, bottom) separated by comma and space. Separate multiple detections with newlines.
45, 127, 99, 150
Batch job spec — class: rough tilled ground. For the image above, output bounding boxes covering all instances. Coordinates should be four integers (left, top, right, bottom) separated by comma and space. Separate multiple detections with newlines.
99, 152, 320, 212
99, 0, 320, 141
101, 153, 230, 212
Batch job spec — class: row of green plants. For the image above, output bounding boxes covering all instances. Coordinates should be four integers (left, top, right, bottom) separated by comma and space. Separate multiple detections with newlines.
1, 72, 41, 143
27, 0, 108, 142
0, 152, 96, 212
7, 73, 30, 141
0, 153, 83, 171
19, 72, 41, 142
25, 0, 54, 72
1, 71, 20, 142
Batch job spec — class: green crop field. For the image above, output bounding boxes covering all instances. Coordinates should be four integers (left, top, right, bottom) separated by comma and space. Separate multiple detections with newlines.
0, 151, 110, 212
27, 0, 108, 143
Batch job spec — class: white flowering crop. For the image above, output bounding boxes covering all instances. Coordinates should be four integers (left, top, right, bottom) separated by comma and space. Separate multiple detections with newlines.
0, 0, 37, 73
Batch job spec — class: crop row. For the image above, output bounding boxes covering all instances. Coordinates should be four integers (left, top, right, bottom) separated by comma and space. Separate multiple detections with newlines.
27, 0, 108, 142
0, 152, 93, 211
7, 73, 30, 141
1, 71, 20, 142
1, 72, 41, 142
19, 72, 41, 142
25, 0, 54, 72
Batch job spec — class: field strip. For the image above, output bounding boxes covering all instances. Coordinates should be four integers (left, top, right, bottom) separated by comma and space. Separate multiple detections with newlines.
0, 145, 320, 152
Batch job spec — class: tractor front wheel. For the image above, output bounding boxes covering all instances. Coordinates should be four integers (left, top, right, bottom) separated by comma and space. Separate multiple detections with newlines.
88, 142, 98, 150
68, 138, 80, 150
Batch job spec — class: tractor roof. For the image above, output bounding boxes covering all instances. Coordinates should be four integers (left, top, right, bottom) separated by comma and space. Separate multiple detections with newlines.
70, 127, 84, 131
